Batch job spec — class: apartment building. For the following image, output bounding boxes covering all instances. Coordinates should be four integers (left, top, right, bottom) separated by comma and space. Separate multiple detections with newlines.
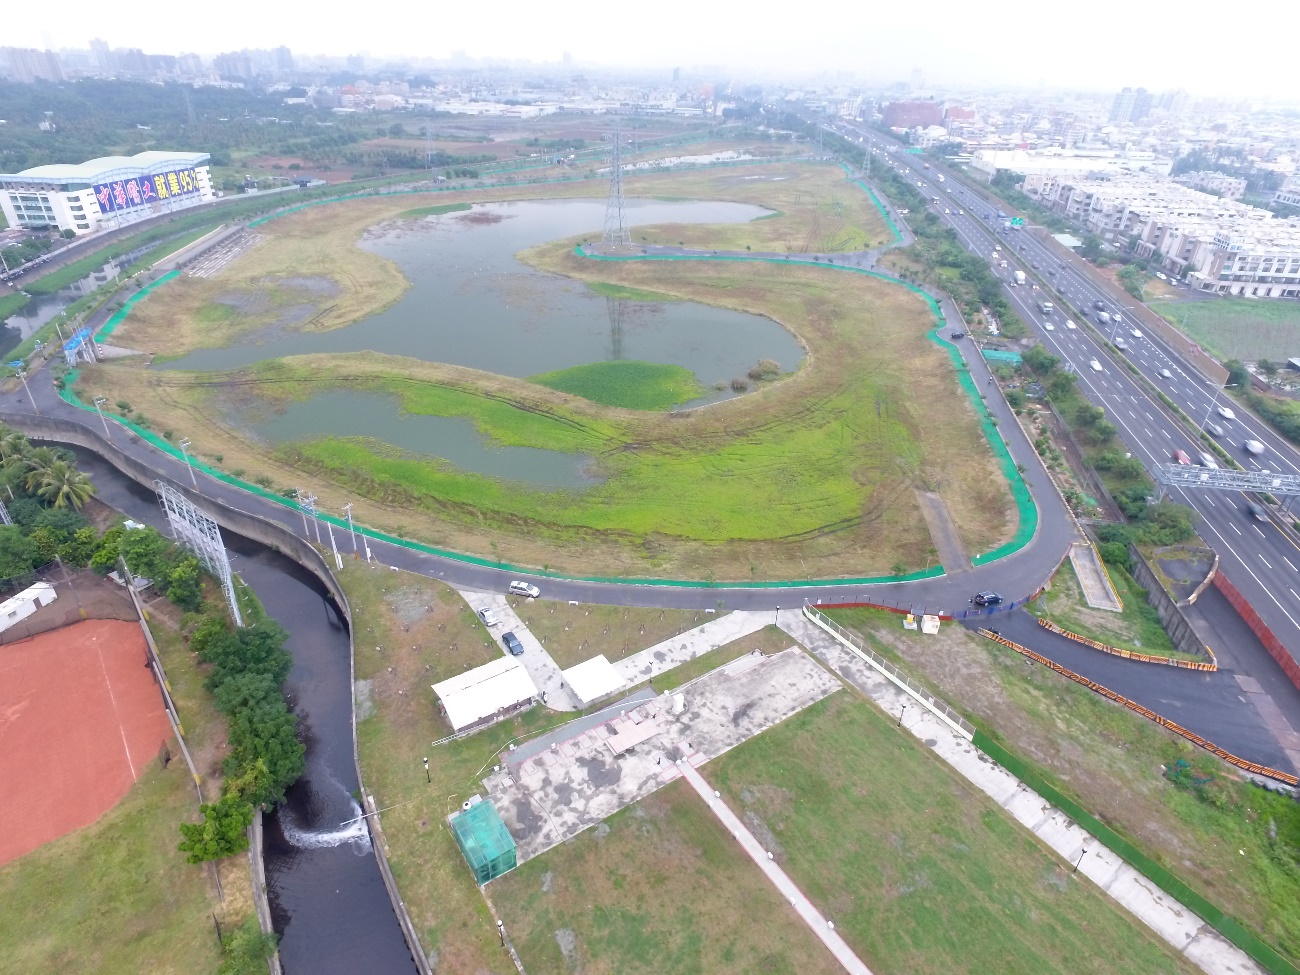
1174, 170, 1247, 200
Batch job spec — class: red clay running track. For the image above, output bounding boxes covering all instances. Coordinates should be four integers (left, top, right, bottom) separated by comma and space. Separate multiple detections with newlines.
0, 618, 172, 866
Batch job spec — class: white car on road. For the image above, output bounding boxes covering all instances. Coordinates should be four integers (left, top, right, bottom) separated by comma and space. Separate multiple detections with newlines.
1065, 320, 1077, 329
1129, 328, 1143, 338
1090, 359, 1103, 372
1218, 406, 1236, 420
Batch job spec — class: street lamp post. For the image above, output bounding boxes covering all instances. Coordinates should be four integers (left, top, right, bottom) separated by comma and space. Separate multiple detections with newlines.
1074, 846, 1088, 873
16, 370, 38, 415
177, 437, 198, 488
497, 920, 505, 947
423, 757, 430, 783
897, 703, 908, 728
1202, 384, 1239, 431
92, 396, 112, 440
343, 502, 358, 557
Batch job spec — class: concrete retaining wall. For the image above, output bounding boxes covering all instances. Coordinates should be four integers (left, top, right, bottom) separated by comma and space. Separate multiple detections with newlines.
0, 412, 430, 974
1214, 571, 1300, 691
1127, 545, 1210, 659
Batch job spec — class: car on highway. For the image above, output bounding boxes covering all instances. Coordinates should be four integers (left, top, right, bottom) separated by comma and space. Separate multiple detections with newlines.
1160, 368, 1173, 378
944, 208, 950, 214
1206, 421, 1225, 437
1218, 406, 1236, 420
1065, 320, 1077, 329
973, 591, 1003, 607
1114, 337, 1128, 350
1172, 449, 1192, 465
1197, 451, 1219, 469
508, 580, 540, 598
477, 608, 500, 627
950, 330, 965, 339
1093, 300, 1106, 311
502, 631, 525, 656
1245, 501, 1267, 521
1129, 328, 1143, 338
1090, 358, 1103, 371
1245, 439, 1266, 455
958, 209, 964, 214
1044, 322, 1055, 330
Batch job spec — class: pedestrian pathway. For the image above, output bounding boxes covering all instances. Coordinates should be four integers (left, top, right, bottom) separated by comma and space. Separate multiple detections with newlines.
456, 591, 580, 711
1069, 540, 1123, 612
614, 610, 776, 684
782, 611, 1265, 975
677, 758, 873, 975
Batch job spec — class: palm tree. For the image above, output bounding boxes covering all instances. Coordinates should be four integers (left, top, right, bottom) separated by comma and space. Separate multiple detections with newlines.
36, 460, 95, 510
22, 447, 61, 493
0, 431, 30, 466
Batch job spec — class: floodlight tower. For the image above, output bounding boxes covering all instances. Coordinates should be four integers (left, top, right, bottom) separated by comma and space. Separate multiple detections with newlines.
601, 118, 631, 251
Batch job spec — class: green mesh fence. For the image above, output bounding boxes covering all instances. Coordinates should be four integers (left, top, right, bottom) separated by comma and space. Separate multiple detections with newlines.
972, 731, 1299, 975
450, 800, 516, 885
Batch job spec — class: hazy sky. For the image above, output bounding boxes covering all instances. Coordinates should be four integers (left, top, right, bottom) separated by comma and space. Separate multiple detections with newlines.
7, 0, 1291, 99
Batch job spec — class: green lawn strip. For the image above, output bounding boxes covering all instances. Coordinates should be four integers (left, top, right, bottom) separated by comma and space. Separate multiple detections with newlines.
706, 693, 1198, 975
585, 281, 678, 301
530, 360, 707, 410
489, 781, 845, 975
1150, 299, 1300, 363
652, 624, 795, 692
821, 609, 1300, 971
1031, 560, 1187, 658
401, 202, 473, 218
0, 293, 30, 321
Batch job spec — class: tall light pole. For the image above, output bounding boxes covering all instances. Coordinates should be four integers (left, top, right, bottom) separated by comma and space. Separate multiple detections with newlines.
295, 489, 311, 537
16, 370, 38, 414
92, 396, 112, 440
343, 502, 358, 557
1203, 383, 1239, 431
177, 437, 198, 488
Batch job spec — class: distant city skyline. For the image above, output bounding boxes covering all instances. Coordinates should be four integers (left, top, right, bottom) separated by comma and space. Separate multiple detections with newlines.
2, 0, 1295, 99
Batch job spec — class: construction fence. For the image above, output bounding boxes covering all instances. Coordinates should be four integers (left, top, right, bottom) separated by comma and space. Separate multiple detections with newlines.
0, 562, 137, 646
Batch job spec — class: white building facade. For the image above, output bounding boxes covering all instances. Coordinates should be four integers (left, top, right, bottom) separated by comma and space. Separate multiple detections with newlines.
0, 151, 214, 237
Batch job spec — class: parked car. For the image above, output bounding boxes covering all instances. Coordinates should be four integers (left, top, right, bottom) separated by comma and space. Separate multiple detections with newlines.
973, 591, 1003, 607
477, 608, 500, 627
502, 631, 524, 655
1172, 449, 1192, 465
508, 580, 540, 598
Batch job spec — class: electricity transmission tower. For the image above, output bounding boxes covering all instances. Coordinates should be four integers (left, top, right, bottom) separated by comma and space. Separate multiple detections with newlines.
156, 481, 244, 626
601, 118, 631, 251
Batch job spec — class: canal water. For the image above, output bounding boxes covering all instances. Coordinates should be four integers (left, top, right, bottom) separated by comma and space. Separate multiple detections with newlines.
68, 447, 418, 975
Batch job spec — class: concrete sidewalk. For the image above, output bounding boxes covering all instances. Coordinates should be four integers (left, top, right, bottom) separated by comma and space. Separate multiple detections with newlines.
456, 591, 580, 711
781, 613, 1265, 975
614, 610, 776, 684
678, 759, 873, 975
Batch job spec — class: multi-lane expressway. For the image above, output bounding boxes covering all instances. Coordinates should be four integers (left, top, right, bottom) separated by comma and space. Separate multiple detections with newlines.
827, 118, 1300, 668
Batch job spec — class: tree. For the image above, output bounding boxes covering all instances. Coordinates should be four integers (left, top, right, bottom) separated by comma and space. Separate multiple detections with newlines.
1258, 359, 1279, 377
35, 460, 96, 509
1090, 420, 1118, 444
218, 917, 279, 975
177, 793, 253, 863
1021, 344, 1059, 374
119, 525, 174, 581
1075, 404, 1106, 428
59, 526, 100, 567
166, 557, 204, 611
21, 446, 61, 493
90, 526, 126, 575
0, 526, 41, 581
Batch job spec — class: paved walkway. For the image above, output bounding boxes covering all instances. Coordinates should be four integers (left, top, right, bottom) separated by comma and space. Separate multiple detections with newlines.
781, 612, 1265, 975
1068, 541, 1123, 612
678, 759, 873, 975
614, 610, 776, 684
456, 591, 580, 711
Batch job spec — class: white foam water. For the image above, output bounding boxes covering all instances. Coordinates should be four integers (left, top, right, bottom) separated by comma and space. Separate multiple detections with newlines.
278, 798, 372, 854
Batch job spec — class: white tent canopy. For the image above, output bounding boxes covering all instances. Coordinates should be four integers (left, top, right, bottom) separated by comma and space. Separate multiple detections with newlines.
433, 656, 539, 733
562, 655, 626, 708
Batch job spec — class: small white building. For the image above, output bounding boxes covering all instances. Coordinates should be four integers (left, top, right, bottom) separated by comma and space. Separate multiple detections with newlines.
0, 581, 56, 633
561, 655, 626, 708
432, 656, 539, 734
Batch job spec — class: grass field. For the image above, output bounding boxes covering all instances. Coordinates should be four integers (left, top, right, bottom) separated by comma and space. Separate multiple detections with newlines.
1032, 560, 1186, 657
510, 601, 707, 669
530, 360, 707, 410
703, 692, 1198, 975
488, 780, 846, 975
0, 587, 254, 974
823, 607, 1300, 966
1151, 298, 1300, 362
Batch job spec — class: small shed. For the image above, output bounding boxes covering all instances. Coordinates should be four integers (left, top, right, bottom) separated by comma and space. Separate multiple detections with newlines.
450, 797, 517, 884
561, 655, 626, 708
0, 582, 56, 634
432, 656, 539, 734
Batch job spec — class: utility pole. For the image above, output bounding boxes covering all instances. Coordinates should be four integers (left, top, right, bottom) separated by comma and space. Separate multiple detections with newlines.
177, 437, 198, 488
93, 396, 112, 440
343, 502, 359, 556
16, 370, 38, 414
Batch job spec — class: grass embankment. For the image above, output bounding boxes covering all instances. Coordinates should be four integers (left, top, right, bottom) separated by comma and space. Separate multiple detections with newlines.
530, 360, 706, 410
0, 292, 30, 321
626, 161, 891, 253
489, 779, 846, 975
704, 692, 1197, 974
83, 247, 1011, 580
511, 601, 708, 669
0, 589, 254, 973
1151, 298, 1300, 363
584, 281, 677, 301
1033, 560, 1187, 658
401, 202, 473, 218
823, 608, 1300, 966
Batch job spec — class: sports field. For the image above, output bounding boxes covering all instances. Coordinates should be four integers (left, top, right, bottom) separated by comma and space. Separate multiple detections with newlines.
1151, 297, 1300, 362
0, 618, 171, 865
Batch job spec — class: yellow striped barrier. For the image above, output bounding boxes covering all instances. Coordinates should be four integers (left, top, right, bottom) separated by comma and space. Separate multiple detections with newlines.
1037, 618, 1217, 671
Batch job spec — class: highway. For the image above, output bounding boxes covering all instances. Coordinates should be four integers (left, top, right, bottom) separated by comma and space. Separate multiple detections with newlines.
827, 118, 1300, 670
